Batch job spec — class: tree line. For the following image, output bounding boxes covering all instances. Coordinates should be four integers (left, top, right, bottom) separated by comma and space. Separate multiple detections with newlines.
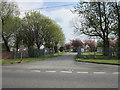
64, 39, 117, 52
1, 1, 65, 56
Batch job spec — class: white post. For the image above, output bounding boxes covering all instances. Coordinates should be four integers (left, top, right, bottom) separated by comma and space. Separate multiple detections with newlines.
21, 52, 22, 59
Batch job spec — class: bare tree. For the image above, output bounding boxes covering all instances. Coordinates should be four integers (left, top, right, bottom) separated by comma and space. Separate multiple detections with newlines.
72, 2, 117, 56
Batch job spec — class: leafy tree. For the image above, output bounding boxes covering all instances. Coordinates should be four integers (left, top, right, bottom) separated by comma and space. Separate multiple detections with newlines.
64, 43, 71, 50
109, 40, 117, 47
44, 21, 65, 53
70, 39, 83, 49
42, 19, 56, 48
73, 2, 117, 56
50, 24, 65, 53
1, 0, 19, 52
83, 40, 97, 52
84, 40, 97, 47
22, 13, 37, 57
22, 11, 65, 55
22, 12, 36, 49
10, 17, 23, 51
28, 12, 45, 49
22, 12, 46, 49
113, 2, 120, 59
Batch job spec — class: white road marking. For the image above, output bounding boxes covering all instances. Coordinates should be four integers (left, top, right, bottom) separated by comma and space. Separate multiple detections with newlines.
31, 70, 41, 72
77, 72, 88, 74
112, 72, 119, 74
60, 71, 72, 73
46, 71, 56, 73
30, 70, 120, 75
93, 72, 106, 74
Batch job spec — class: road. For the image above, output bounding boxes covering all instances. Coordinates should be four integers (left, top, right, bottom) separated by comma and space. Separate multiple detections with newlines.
2, 53, 119, 88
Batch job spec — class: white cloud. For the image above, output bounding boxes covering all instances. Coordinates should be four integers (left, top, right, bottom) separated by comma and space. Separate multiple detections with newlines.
16, 1, 88, 42
16, 1, 44, 11
8, 0, 118, 3
12, 0, 79, 2
13, 0, 43, 2
15, 1, 44, 17
42, 8, 88, 42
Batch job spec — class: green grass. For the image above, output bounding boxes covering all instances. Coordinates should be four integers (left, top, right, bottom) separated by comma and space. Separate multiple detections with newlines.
81, 52, 103, 55
76, 58, 120, 64
1, 52, 67, 64
50, 52, 67, 57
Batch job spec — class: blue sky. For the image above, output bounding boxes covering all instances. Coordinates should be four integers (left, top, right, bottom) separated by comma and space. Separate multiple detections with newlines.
16, 0, 88, 43
41, 2, 78, 11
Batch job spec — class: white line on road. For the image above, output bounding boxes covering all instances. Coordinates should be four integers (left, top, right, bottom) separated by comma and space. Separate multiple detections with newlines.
60, 71, 72, 73
112, 72, 119, 74
46, 71, 56, 73
31, 70, 41, 72
77, 72, 88, 74
93, 72, 106, 74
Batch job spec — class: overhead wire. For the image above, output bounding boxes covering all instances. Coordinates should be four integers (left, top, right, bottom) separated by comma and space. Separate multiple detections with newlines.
20, 4, 74, 12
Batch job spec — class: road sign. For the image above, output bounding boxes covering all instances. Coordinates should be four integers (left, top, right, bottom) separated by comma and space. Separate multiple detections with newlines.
18, 48, 25, 52
18, 48, 25, 59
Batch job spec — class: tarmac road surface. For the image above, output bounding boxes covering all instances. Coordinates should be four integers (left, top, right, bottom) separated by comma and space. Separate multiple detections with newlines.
2, 53, 119, 88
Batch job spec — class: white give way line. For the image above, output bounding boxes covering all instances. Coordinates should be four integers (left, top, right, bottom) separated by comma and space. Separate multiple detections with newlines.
30, 70, 119, 74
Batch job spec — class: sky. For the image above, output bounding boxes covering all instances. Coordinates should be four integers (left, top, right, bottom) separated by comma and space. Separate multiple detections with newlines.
15, 0, 88, 43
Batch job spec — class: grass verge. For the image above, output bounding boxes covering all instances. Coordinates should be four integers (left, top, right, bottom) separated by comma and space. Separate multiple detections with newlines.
1, 52, 67, 64
81, 52, 103, 55
76, 58, 120, 64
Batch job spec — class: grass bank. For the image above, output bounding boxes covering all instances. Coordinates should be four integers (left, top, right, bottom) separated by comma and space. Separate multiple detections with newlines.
76, 52, 119, 64
76, 58, 120, 64
1, 52, 67, 64
81, 52, 103, 56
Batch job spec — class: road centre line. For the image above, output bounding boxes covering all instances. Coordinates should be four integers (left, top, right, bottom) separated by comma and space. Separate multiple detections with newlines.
93, 72, 106, 74
60, 71, 72, 73
112, 72, 119, 74
46, 71, 56, 73
77, 72, 88, 74
31, 70, 41, 72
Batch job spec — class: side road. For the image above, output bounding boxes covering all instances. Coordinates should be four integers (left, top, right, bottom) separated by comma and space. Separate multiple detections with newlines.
3, 53, 118, 74
1, 52, 67, 64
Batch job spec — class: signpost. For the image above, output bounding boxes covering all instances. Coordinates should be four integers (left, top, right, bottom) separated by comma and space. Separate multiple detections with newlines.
18, 48, 25, 60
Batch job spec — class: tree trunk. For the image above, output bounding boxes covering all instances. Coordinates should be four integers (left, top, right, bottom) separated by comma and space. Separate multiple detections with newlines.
36, 43, 40, 49
54, 46, 58, 53
15, 39, 19, 52
2, 34, 10, 52
16, 43, 19, 52
98, 2, 109, 56
103, 38, 109, 56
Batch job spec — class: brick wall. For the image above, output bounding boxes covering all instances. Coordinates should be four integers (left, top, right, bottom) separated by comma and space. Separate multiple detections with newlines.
1, 52, 14, 59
